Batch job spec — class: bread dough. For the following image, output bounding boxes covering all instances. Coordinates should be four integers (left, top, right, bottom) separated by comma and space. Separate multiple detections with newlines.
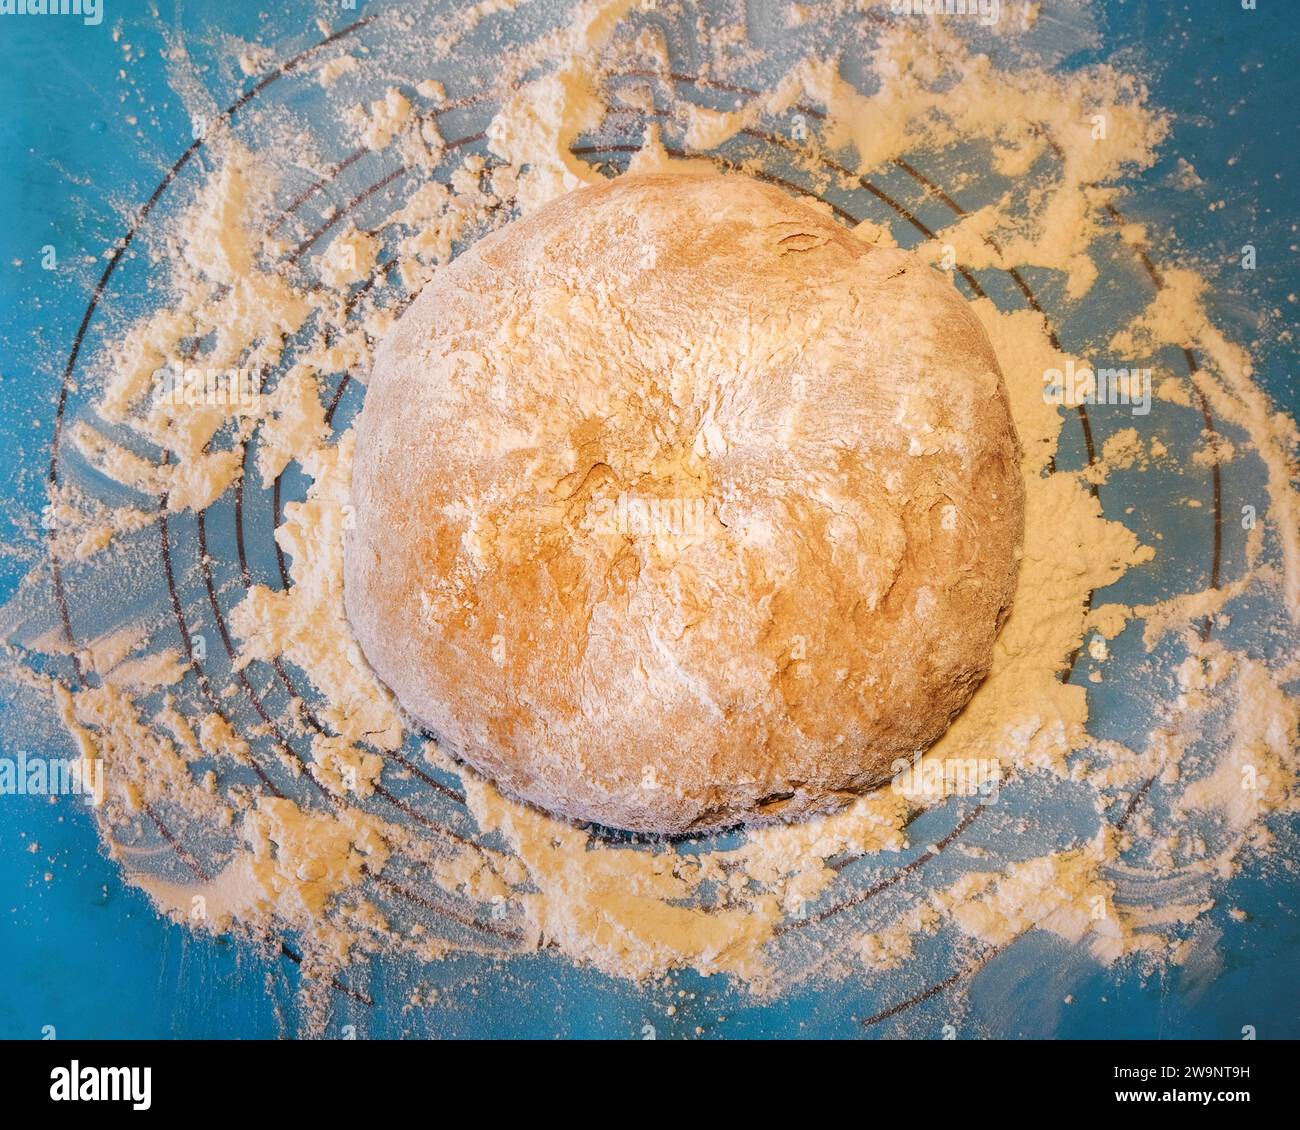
345, 173, 1024, 834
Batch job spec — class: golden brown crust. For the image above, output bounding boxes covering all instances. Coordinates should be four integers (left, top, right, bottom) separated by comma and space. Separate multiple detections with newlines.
345, 173, 1025, 834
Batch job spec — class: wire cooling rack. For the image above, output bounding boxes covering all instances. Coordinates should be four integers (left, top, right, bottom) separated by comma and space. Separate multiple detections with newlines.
3, 1, 1297, 1038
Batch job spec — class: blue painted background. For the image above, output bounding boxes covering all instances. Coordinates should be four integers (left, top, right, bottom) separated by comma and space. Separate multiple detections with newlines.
0, 0, 1296, 1039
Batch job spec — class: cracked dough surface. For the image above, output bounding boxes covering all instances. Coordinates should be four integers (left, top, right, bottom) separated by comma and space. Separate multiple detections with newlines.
345, 173, 1024, 834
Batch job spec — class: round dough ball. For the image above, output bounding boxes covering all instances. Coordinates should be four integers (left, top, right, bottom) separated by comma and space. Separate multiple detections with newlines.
345, 173, 1024, 835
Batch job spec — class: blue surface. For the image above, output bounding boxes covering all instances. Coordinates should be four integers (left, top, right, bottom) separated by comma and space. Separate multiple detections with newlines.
0, 1, 1297, 1039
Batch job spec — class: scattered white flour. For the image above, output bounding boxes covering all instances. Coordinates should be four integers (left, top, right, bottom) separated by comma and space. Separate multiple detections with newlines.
2, 0, 1297, 1033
